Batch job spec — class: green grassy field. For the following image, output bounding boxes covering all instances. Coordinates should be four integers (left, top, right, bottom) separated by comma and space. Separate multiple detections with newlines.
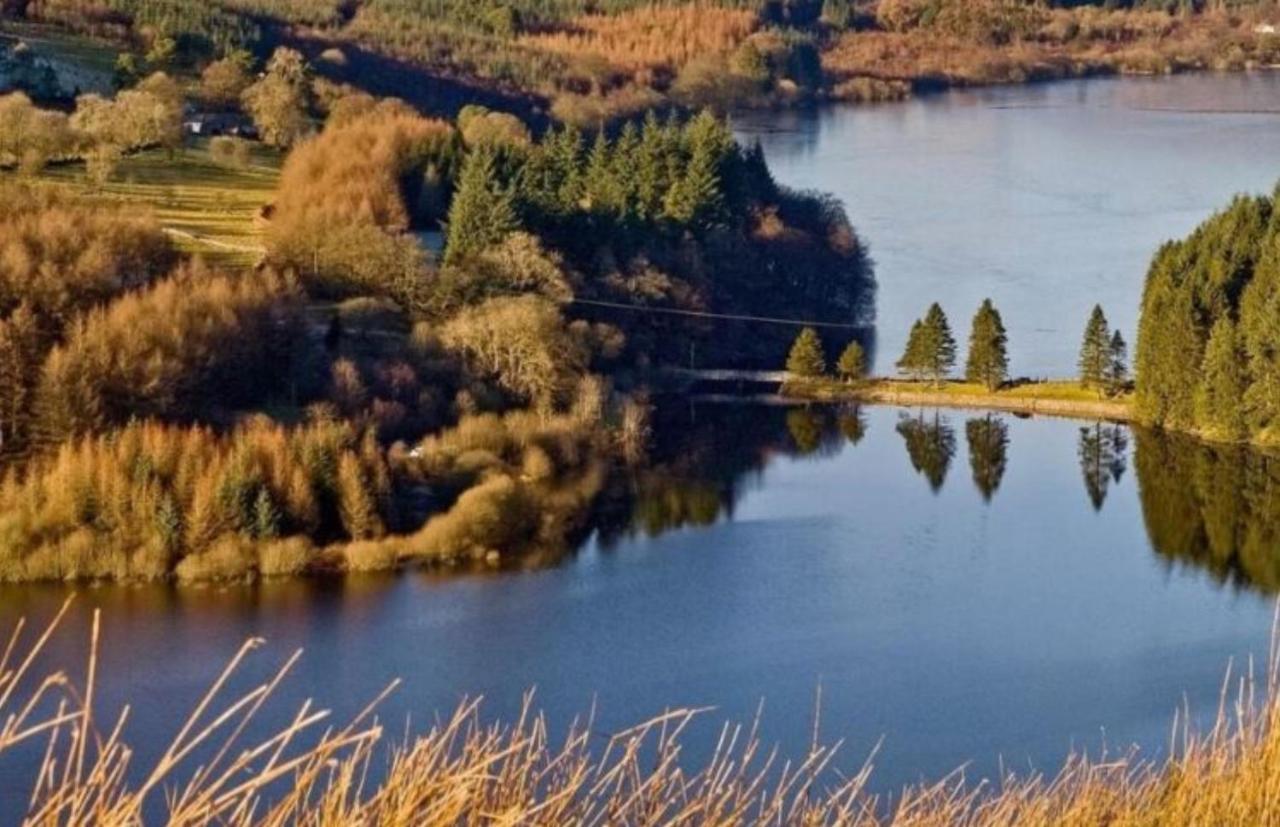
23, 139, 281, 267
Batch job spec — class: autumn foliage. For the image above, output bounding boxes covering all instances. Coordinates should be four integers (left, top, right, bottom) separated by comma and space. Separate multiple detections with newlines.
520, 4, 757, 75
0, 418, 392, 581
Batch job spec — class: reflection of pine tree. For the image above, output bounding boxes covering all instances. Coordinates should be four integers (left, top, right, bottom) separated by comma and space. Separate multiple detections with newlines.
965, 415, 1009, 502
1107, 425, 1128, 483
837, 404, 867, 445
786, 407, 825, 455
897, 411, 955, 493
1079, 422, 1128, 510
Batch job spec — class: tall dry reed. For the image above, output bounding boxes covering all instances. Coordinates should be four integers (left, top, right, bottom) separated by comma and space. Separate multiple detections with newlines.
8, 602, 1280, 825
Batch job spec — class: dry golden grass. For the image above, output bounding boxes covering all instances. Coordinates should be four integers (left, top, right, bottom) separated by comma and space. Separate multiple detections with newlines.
521, 4, 757, 74
10, 603, 1280, 824
824, 8, 1280, 96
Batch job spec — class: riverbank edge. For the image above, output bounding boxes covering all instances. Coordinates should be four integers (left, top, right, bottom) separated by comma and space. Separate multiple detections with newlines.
783, 379, 1134, 423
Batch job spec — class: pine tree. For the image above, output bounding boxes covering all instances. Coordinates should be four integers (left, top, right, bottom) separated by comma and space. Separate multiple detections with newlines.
1078, 305, 1111, 393
964, 298, 1008, 391
611, 120, 641, 217
663, 111, 728, 229
921, 302, 956, 386
634, 112, 670, 221
835, 340, 866, 382
251, 487, 281, 540
1106, 329, 1128, 396
786, 327, 826, 378
1195, 317, 1246, 440
444, 146, 520, 264
897, 319, 928, 381
583, 130, 622, 216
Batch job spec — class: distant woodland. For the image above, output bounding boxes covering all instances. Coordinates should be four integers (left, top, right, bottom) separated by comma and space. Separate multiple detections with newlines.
4, 0, 1280, 123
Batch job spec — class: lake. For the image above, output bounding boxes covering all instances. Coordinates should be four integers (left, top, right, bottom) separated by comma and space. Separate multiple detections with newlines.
2, 399, 1278, 801
735, 72, 1280, 376
5, 74, 1280, 805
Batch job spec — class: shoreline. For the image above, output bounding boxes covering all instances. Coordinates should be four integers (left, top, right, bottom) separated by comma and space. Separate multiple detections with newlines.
783, 379, 1133, 423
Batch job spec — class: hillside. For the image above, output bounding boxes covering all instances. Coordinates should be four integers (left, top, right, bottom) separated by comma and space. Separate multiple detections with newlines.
4, 1, 1280, 124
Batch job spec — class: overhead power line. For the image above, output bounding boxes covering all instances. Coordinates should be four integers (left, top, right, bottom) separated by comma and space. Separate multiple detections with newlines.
569, 298, 868, 330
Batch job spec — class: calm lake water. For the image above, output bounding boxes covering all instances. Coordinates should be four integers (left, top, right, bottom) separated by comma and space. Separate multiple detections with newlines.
735, 72, 1280, 375
5, 75, 1280, 805
2, 399, 1278, 801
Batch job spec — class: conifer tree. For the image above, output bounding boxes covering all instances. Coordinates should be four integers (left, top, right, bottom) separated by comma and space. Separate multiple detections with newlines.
921, 302, 956, 386
634, 111, 670, 221
897, 319, 928, 381
786, 327, 826, 378
445, 146, 520, 264
612, 121, 641, 216
663, 111, 728, 229
252, 487, 281, 540
583, 130, 623, 216
1078, 305, 1111, 392
964, 298, 1008, 391
835, 340, 866, 382
1195, 317, 1246, 440
1106, 330, 1128, 396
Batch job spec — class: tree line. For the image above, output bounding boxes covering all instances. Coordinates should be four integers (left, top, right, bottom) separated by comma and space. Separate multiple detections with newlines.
1134, 185, 1280, 444
785, 299, 1129, 394
269, 100, 873, 373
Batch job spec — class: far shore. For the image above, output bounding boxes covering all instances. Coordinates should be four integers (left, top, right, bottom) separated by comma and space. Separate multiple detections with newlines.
783, 378, 1133, 423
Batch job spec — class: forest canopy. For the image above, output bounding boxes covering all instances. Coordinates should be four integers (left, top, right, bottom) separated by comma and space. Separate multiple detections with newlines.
265, 104, 874, 369
1135, 184, 1280, 444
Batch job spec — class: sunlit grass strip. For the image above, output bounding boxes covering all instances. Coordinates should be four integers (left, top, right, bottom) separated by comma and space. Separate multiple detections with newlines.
6, 603, 1280, 824
27, 142, 280, 268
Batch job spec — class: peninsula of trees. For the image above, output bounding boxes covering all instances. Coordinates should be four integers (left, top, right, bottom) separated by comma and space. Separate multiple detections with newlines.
0, 66, 871, 583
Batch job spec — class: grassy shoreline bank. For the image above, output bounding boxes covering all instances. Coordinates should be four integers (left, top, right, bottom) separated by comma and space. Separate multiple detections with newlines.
784, 378, 1133, 422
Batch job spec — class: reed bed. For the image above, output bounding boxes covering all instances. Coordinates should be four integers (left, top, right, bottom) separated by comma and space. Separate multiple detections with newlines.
7, 601, 1280, 824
